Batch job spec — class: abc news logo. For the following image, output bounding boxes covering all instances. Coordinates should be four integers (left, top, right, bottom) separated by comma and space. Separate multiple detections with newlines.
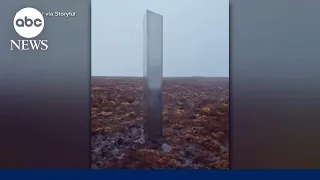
10, 7, 48, 51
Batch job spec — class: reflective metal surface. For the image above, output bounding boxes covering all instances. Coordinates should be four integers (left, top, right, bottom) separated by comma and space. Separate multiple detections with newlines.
143, 10, 163, 142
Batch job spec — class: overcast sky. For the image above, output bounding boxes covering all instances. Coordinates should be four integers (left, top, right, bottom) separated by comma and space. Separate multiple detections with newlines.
91, 0, 229, 77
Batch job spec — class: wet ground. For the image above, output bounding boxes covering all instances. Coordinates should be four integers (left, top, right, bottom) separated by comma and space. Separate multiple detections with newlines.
91, 77, 229, 169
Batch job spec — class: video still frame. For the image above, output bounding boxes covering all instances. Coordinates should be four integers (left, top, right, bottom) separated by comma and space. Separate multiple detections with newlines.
91, 0, 229, 169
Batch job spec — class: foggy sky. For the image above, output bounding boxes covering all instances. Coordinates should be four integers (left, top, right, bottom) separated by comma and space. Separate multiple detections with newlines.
91, 0, 229, 77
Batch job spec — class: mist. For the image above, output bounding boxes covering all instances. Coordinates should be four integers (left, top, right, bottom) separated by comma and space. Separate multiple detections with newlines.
91, 0, 229, 77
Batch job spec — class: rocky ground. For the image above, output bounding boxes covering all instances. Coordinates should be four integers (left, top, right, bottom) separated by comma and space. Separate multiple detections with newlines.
91, 76, 229, 169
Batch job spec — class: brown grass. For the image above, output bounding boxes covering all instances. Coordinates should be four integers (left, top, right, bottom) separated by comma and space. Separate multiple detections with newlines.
91, 76, 229, 169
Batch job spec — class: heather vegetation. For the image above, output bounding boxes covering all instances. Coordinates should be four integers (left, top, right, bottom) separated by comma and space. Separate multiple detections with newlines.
91, 77, 229, 169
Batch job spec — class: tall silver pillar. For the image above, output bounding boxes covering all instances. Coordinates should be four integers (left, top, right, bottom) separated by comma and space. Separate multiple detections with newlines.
143, 10, 163, 142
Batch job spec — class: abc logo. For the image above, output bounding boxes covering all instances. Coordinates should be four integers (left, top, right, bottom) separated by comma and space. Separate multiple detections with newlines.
13, 7, 44, 38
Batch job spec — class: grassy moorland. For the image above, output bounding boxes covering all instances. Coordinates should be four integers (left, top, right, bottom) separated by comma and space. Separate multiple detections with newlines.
91, 76, 229, 169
